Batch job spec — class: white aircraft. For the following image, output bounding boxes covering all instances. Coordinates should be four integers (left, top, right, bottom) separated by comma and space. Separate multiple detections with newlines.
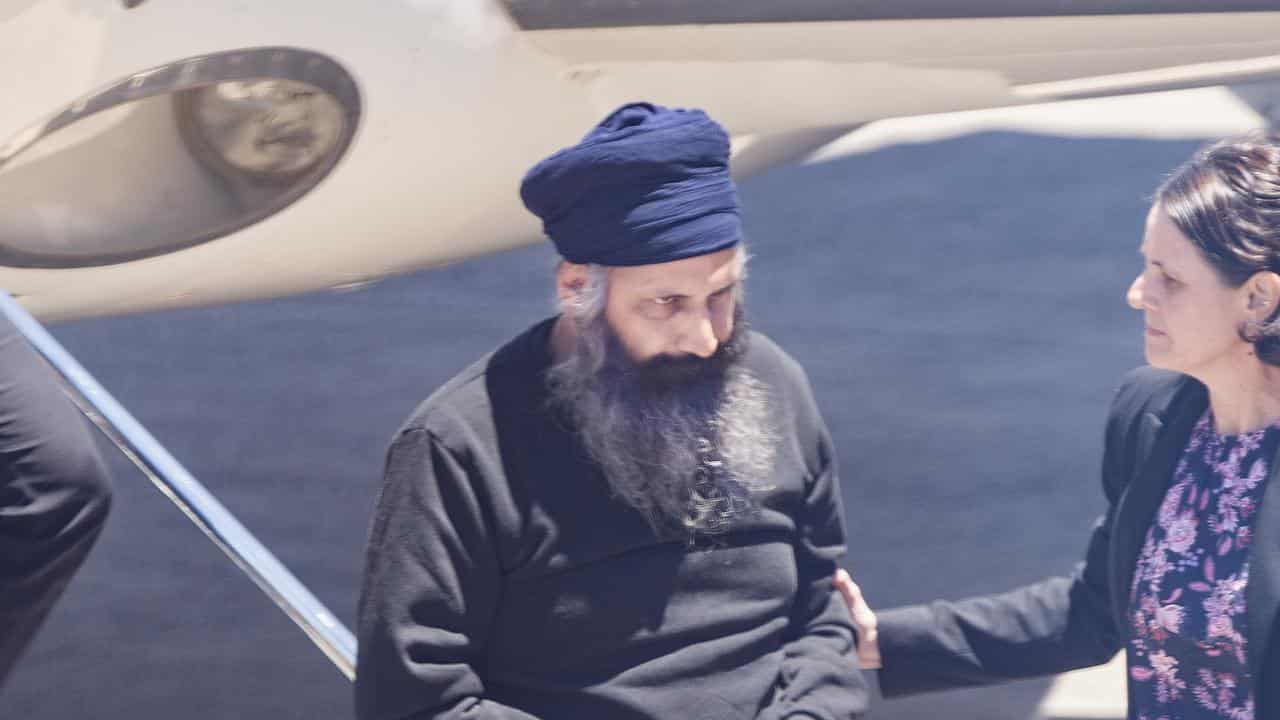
5, 1, 1280, 322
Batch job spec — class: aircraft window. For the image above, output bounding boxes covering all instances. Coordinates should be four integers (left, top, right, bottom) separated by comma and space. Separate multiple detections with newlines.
0, 47, 360, 269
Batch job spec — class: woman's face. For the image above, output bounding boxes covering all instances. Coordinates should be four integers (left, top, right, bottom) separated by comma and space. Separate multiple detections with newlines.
1126, 204, 1248, 377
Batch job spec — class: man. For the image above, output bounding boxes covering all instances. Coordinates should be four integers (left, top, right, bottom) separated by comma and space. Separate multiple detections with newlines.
356, 103, 868, 720
0, 309, 112, 686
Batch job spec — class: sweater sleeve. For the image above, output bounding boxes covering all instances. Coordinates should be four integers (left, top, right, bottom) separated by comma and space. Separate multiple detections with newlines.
758, 379, 870, 719
355, 428, 540, 720
0, 316, 113, 685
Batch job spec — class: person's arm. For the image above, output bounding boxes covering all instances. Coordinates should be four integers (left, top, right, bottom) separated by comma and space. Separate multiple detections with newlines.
355, 427, 540, 720
861, 374, 1148, 697
872, 522, 1121, 697
0, 316, 113, 684
758, 392, 869, 720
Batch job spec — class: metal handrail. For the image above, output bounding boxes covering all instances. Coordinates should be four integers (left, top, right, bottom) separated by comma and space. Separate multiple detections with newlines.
0, 293, 357, 680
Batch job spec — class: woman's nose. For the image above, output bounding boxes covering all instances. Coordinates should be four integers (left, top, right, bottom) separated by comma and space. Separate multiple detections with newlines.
1126, 275, 1147, 311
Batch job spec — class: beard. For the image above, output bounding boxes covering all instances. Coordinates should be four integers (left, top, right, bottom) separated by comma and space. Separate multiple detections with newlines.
546, 304, 778, 539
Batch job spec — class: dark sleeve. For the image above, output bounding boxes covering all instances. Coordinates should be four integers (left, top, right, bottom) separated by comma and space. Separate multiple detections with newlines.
758, 376, 870, 719
872, 372, 1149, 697
0, 315, 113, 685
355, 428, 540, 720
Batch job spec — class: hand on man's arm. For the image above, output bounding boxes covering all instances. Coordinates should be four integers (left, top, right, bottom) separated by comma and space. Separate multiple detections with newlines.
834, 570, 881, 671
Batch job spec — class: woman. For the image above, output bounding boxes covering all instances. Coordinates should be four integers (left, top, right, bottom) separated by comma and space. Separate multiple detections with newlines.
837, 131, 1280, 719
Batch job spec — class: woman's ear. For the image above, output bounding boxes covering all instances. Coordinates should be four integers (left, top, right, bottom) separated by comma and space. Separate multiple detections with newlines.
1247, 271, 1280, 321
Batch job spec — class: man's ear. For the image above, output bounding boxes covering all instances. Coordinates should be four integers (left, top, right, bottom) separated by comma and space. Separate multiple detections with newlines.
1246, 271, 1280, 321
556, 261, 590, 309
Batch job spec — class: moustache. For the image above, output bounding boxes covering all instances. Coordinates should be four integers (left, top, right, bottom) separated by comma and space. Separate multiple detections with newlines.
609, 320, 749, 392
634, 351, 729, 388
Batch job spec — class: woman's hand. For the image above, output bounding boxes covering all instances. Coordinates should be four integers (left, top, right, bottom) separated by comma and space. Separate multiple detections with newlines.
834, 569, 882, 670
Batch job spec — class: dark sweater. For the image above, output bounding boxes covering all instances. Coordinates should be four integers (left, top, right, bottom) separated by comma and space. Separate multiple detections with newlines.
356, 318, 867, 720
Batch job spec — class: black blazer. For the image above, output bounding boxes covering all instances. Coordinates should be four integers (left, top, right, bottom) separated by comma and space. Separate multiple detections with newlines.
876, 366, 1280, 718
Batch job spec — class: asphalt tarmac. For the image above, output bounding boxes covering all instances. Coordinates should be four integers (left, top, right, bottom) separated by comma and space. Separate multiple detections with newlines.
1, 130, 1206, 718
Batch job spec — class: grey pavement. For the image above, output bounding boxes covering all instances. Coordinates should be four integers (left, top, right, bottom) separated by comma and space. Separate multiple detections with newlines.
0, 130, 1203, 718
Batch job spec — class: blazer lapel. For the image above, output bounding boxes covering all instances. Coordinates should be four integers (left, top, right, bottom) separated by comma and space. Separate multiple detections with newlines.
1110, 380, 1207, 627
1245, 442, 1280, 678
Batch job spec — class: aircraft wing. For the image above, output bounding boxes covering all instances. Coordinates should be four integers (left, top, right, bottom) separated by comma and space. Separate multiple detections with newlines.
4, 0, 1280, 320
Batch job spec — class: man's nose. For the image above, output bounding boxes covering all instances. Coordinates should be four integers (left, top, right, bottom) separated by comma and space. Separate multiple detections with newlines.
678, 311, 720, 358
1126, 275, 1147, 310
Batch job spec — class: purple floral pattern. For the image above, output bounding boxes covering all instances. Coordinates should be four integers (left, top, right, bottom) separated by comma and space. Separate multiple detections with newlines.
1128, 411, 1278, 720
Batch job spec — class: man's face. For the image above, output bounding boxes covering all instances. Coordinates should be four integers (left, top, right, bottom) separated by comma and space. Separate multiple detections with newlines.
547, 244, 771, 537
600, 246, 743, 365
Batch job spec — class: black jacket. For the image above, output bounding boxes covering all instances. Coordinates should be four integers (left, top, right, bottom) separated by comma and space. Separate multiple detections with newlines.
876, 366, 1280, 718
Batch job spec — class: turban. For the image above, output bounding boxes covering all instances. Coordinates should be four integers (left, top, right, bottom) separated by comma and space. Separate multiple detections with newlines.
520, 102, 741, 267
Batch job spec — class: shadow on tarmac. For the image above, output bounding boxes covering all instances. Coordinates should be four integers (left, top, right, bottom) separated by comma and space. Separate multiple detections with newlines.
1, 131, 1205, 719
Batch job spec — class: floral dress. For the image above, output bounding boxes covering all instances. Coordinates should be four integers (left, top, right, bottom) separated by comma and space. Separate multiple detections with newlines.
1128, 411, 1280, 720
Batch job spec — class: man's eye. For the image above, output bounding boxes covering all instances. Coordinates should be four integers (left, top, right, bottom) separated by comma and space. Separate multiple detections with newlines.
653, 296, 677, 306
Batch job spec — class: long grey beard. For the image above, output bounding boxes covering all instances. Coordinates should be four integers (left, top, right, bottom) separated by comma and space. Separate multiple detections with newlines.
546, 313, 778, 538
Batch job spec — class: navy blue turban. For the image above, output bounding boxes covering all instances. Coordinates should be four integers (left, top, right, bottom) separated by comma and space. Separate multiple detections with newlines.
520, 102, 741, 267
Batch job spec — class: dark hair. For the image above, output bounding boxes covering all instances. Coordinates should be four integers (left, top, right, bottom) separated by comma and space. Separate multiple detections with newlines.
1157, 131, 1280, 365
